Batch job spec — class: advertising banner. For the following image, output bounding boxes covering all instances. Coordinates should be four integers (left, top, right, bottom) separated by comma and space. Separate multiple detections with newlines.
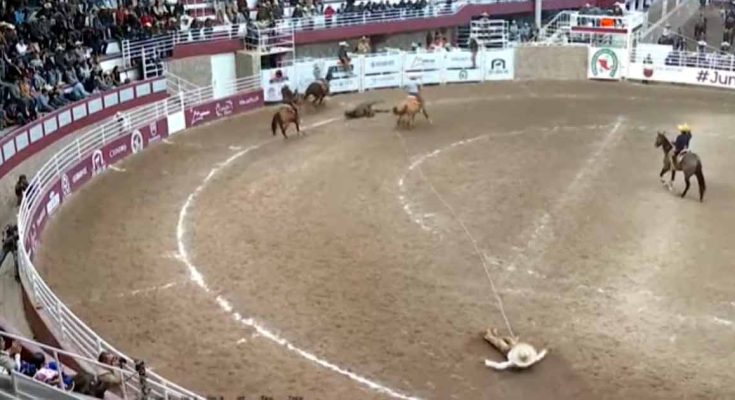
363, 73, 402, 90
444, 67, 484, 83
627, 62, 735, 90
262, 66, 295, 102
363, 54, 402, 75
483, 49, 515, 81
27, 180, 62, 259
588, 47, 628, 80
185, 90, 264, 128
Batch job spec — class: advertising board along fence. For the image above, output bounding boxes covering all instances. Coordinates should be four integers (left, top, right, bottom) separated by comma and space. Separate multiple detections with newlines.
626, 44, 735, 90
260, 48, 515, 102
0, 78, 167, 180
18, 75, 263, 400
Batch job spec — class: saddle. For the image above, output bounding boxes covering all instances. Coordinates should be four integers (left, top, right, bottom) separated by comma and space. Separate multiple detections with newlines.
672, 149, 688, 167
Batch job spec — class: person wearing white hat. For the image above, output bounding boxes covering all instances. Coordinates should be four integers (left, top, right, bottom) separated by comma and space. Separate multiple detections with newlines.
338, 42, 352, 74
483, 328, 547, 370
404, 75, 431, 123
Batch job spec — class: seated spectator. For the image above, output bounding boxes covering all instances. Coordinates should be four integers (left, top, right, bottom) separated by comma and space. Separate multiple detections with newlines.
33, 360, 74, 390
0, 337, 22, 374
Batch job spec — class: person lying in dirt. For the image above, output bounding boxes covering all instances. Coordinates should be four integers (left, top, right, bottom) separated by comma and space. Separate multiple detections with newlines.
483, 328, 548, 370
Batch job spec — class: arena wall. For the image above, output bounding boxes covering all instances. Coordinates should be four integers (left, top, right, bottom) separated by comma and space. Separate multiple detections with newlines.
515, 46, 588, 80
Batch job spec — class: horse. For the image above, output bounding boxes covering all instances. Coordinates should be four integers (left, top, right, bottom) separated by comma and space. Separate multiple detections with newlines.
392, 96, 424, 129
344, 100, 389, 119
271, 104, 301, 139
281, 85, 303, 106
654, 132, 706, 201
304, 78, 330, 106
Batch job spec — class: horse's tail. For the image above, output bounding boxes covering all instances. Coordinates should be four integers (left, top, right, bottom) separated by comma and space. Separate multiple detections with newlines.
392, 105, 404, 115
271, 112, 280, 136
695, 161, 706, 202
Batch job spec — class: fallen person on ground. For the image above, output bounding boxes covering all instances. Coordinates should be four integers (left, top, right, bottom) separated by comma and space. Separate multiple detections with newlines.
483, 328, 547, 370
344, 100, 390, 119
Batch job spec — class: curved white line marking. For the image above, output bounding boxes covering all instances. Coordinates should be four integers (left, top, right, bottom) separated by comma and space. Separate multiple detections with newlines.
175, 118, 422, 400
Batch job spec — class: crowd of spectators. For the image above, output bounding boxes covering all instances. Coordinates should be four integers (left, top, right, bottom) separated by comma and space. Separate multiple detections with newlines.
0, 334, 131, 398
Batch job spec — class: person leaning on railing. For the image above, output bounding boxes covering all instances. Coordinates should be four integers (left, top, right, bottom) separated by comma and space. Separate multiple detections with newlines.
0, 336, 22, 374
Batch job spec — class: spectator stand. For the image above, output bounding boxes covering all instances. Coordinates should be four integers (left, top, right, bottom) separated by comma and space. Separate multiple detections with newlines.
121, 23, 250, 79
537, 9, 647, 48
0, 329, 158, 399
632, 41, 735, 70
245, 24, 296, 70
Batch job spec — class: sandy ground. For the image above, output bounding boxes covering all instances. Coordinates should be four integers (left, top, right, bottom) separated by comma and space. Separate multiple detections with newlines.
35, 81, 735, 400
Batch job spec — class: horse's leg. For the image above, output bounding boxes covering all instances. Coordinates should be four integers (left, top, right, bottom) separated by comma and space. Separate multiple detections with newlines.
295, 118, 302, 136
280, 121, 288, 139
659, 166, 668, 180
681, 173, 692, 198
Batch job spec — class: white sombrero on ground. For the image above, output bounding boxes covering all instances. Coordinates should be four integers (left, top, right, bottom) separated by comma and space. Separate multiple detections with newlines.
507, 343, 539, 368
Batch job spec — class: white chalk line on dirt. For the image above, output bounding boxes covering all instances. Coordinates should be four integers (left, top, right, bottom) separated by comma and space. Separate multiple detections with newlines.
174, 117, 422, 400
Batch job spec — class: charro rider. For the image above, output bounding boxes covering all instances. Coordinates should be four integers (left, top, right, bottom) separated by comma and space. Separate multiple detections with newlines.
338, 41, 352, 74
672, 123, 693, 168
405, 75, 431, 123
483, 328, 547, 371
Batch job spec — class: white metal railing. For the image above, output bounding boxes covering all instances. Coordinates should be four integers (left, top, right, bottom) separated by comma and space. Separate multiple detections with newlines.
16, 74, 261, 400
122, 23, 248, 67
470, 19, 509, 49
245, 24, 295, 58
0, 330, 156, 399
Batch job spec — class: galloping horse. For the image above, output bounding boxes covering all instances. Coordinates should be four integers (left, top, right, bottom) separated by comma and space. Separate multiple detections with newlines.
304, 78, 330, 106
271, 104, 301, 139
655, 132, 706, 201
392, 96, 424, 129
281, 85, 303, 106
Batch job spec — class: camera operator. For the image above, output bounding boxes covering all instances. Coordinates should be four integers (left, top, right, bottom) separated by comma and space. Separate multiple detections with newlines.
0, 225, 19, 282
96, 351, 124, 398
15, 175, 28, 207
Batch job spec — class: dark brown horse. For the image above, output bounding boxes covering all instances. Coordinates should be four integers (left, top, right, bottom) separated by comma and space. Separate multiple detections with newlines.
304, 79, 330, 106
655, 132, 706, 201
271, 104, 301, 139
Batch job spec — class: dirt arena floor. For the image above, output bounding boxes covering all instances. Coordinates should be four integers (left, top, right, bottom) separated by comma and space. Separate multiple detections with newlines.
35, 81, 735, 400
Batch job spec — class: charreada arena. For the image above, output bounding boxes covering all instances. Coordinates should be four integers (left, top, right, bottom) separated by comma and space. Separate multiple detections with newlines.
6, 1, 735, 400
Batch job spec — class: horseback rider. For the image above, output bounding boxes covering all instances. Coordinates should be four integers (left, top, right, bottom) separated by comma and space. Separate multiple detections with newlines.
672, 123, 692, 168
338, 42, 352, 74
405, 75, 431, 122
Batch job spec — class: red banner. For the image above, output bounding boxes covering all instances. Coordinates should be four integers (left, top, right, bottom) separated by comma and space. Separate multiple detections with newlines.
185, 89, 264, 128
27, 180, 62, 260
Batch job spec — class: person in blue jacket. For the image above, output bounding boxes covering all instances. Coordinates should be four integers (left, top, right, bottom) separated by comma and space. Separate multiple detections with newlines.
673, 123, 692, 168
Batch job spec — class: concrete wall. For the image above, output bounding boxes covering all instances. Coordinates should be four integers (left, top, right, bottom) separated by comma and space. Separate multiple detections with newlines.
235, 51, 260, 78
296, 29, 451, 59
166, 55, 213, 87
515, 46, 588, 80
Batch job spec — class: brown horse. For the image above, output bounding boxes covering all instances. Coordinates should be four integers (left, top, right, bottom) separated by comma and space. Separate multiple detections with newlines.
392, 96, 425, 129
655, 132, 706, 201
305, 79, 330, 106
271, 104, 301, 139
281, 85, 303, 106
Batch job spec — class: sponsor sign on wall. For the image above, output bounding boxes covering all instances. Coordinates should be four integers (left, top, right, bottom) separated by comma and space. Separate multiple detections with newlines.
628, 62, 735, 90
185, 90, 264, 128
27, 180, 62, 259
483, 49, 515, 81
588, 47, 628, 80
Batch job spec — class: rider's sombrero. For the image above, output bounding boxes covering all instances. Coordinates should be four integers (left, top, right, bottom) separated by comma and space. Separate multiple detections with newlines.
678, 123, 691, 132
507, 343, 538, 368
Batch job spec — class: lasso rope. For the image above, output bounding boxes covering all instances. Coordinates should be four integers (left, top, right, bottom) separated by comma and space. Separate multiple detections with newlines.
394, 128, 515, 337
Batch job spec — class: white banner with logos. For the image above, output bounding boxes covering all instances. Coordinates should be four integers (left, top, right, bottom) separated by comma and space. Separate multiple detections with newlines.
261, 49, 516, 102
483, 48, 515, 81
588, 47, 629, 80
628, 62, 735, 90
